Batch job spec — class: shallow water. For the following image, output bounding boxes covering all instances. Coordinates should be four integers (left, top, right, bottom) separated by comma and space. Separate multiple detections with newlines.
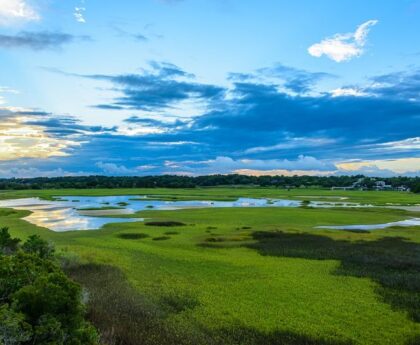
0, 195, 416, 232
316, 218, 420, 231
0, 196, 301, 231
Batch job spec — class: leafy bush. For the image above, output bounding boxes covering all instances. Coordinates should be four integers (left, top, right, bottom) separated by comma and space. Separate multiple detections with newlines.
0, 228, 99, 345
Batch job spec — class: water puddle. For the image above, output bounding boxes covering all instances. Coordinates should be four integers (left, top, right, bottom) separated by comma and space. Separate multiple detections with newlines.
316, 218, 420, 231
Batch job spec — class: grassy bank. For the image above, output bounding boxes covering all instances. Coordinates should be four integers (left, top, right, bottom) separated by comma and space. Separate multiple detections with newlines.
1, 186, 419, 205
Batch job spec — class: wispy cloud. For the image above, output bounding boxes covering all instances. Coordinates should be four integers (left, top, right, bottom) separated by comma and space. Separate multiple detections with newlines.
74, 1, 86, 23
0, 0, 39, 25
308, 20, 378, 62
0, 31, 90, 50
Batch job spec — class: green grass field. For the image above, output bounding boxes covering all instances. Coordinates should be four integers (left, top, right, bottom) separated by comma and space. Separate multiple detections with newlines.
1, 188, 420, 345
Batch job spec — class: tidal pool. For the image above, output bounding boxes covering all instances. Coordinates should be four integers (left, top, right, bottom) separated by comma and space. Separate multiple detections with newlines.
316, 218, 420, 231
0, 196, 301, 231
0, 195, 415, 232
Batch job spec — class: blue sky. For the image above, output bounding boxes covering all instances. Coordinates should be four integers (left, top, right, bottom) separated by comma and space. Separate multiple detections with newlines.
0, 0, 419, 177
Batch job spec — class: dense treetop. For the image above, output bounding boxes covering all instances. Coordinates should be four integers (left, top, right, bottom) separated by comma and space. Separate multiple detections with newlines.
0, 175, 419, 192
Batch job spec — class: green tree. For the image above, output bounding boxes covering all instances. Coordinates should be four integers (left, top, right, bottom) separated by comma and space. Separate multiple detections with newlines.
0, 228, 20, 255
22, 235, 54, 259
0, 305, 31, 345
0, 229, 99, 345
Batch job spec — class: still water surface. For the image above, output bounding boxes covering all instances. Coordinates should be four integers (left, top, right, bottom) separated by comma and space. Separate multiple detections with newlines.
0, 195, 418, 232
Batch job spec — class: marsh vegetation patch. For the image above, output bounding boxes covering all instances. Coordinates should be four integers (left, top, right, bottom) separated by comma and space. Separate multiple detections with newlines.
145, 221, 186, 227
247, 230, 420, 322
117, 233, 150, 240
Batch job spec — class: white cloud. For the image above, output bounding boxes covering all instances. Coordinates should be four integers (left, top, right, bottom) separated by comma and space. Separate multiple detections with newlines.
330, 87, 367, 97
165, 155, 337, 175
371, 137, 420, 152
0, 114, 81, 161
95, 162, 134, 174
308, 20, 378, 62
0, 0, 39, 25
0, 167, 90, 178
74, 4, 86, 23
234, 169, 333, 177
337, 157, 420, 175
245, 137, 337, 154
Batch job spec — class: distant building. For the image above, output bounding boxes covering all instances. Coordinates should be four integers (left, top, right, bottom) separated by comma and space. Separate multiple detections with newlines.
331, 178, 366, 191
374, 181, 393, 191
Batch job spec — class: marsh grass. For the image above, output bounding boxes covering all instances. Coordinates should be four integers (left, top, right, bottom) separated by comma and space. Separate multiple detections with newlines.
152, 236, 171, 241
145, 221, 186, 227
66, 264, 192, 345
117, 233, 149, 240
164, 231, 179, 235
247, 230, 420, 321
66, 264, 356, 345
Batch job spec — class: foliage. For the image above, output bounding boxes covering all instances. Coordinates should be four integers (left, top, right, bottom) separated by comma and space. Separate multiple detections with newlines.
0, 228, 99, 345
0, 227, 20, 255
21, 235, 55, 259
0, 174, 418, 191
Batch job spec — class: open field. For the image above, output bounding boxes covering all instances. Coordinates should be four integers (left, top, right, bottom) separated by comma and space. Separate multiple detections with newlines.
1, 188, 420, 345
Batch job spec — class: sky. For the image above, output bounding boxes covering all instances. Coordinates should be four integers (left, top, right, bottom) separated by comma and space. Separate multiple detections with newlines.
0, 0, 419, 178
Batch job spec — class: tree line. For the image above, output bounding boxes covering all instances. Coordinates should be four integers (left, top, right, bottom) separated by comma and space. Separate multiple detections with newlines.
0, 175, 419, 192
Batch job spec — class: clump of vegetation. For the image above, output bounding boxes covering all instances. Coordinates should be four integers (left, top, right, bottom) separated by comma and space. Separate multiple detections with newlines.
343, 229, 370, 234
205, 237, 225, 243
145, 221, 186, 227
153, 236, 171, 241
117, 202, 130, 207
0, 227, 20, 255
118, 233, 149, 240
301, 200, 311, 208
66, 264, 211, 345
164, 231, 179, 235
160, 292, 199, 314
0, 227, 99, 344
146, 205, 155, 209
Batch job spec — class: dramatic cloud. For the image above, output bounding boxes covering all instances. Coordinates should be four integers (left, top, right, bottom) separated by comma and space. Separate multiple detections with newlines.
0, 111, 81, 161
308, 20, 378, 62
0, 31, 89, 50
0, 0, 39, 25
89, 62, 225, 112
1, 64, 419, 177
